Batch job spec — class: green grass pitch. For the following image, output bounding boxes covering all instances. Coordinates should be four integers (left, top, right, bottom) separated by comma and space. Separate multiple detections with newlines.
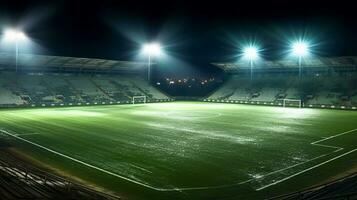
0, 102, 357, 200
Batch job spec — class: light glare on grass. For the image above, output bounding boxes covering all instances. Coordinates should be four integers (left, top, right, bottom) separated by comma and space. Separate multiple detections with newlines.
277, 107, 316, 119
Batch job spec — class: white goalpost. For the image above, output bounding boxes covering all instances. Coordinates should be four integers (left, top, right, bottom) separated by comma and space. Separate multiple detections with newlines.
132, 96, 147, 104
282, 99, 302, 108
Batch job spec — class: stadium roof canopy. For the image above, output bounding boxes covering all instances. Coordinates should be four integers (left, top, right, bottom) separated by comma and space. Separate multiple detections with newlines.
0, 52, 147, 73
212, 56, 357, 73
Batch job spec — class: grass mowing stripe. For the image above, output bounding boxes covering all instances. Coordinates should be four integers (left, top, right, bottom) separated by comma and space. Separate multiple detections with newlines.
0, 103, 356, 200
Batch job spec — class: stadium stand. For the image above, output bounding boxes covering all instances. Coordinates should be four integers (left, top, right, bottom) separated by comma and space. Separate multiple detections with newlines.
270, 172, 357, 200
0, 53, 171, 107
208, 56, 357, 109
0, 86, 24, 106
0, 149, 120, 200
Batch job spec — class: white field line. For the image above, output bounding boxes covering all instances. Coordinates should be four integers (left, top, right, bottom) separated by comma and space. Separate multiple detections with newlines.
312, 143, 343, 152
256, 148, 357, 191
0, 129, 248, 192
204, 128, 357, 189
311, 128, 357, 145
255, 128, 357, 191
255, 154, 328, 178
0, 130, 166, 191
2, 128, 357, 192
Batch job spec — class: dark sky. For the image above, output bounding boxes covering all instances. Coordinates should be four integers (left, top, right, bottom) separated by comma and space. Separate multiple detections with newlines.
0, 0, 356, 75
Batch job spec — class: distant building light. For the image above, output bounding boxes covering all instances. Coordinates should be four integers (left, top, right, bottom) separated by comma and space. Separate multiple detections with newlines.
169, 81, 174, 84
156, 82, 161, 85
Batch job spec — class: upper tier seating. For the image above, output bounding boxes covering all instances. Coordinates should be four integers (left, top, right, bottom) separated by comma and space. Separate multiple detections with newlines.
0, 72, 169, 106
208, 74, 357, 107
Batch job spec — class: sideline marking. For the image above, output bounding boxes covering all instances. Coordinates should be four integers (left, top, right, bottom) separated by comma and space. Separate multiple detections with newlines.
1, 128, 357, 192
255, 128, 357, 190
256, 148, 357, 191
0, 129, 247, 192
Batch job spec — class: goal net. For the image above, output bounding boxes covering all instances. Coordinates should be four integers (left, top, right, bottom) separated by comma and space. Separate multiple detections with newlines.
282, 99, 302, 108
132, 96, 147, 104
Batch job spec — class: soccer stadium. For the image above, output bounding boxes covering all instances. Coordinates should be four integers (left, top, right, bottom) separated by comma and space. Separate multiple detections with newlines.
0, 1, 357, 200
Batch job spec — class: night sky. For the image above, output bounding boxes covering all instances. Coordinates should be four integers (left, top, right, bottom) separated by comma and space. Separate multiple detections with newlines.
0, 0, 356, 75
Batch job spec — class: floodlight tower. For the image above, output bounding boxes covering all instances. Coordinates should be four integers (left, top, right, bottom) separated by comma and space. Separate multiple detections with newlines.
142, 42, 162, 82
292, 41, 309, 80
243, 46, 259, 82
4, 29, 28, 72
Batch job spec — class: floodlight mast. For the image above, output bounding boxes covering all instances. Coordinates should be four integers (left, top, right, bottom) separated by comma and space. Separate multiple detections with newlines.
298, 55, 302, 80
15, 41, 19, 72
243, 46, 259, 82
4, 29, 27, 73
250, 59, 253, 82
148, 54, 151, 82
142, 43, 162, 82
292, 41, 309, 80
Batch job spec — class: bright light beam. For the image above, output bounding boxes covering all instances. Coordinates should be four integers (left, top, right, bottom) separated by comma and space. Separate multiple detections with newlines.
242, 45, 260, 82
3, 28, 28, 72
291, 41, 310, 80
142, 43, 162, 56
4, 29, 28, 42
243, 46, 259, 60
291, 41, 309, 57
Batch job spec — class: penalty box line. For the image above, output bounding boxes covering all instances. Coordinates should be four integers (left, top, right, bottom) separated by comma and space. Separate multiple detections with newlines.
0, 129, 249, 192
256, 128, 357, 191
4, 128, 356, 192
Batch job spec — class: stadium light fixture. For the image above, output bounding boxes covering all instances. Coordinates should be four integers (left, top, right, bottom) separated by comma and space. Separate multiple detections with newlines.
242, 45, 260, 82
4, 29, 27, 42
292, 41, 309, 57
3, 28, 28, 72
291, 41, 310, 79
142, 42, 162, 82
142, 43, 162, 56
243, 46, 259, 60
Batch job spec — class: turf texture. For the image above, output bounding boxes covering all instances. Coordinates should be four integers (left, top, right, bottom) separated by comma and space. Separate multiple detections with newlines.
0, 102, 357, 200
